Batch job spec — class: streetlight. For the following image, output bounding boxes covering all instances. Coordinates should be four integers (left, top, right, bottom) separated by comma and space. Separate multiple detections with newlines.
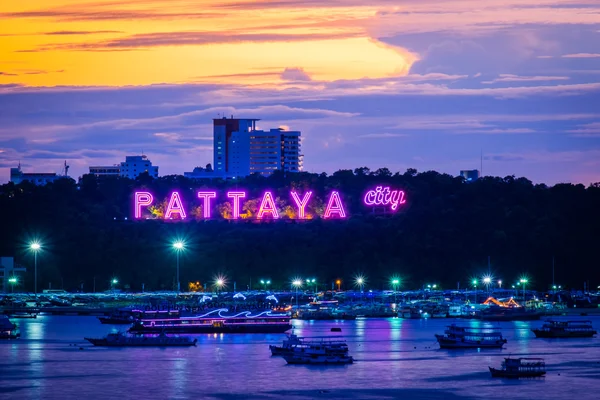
30, 242, 41, 296
355, 276, 365, 300
292, 279, 302, 309
520, 278, 528, 301
391, 278, 400, 304
260, 279, 271, 291
8, 276, 17, 293
483, 276, 491, 296
498, 280, 502, 288
215, 277, 225, 294
173, 241, 184, 292
472, 279, 478, 303
111, 278, 118, 291
308, 278, 316, 293
336, 280, 341, 291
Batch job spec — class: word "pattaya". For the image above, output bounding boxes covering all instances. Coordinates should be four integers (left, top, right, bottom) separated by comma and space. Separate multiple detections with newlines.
134, 190, 346, 220
363, 186, 406, 211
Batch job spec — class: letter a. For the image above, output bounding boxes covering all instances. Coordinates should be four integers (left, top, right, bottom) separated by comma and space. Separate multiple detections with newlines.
165, 191, 186, 219
324, 191, 346, 218
257, 191, 279, 219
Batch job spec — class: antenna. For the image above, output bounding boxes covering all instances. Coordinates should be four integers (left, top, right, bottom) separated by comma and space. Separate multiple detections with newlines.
480, 149, 483, 177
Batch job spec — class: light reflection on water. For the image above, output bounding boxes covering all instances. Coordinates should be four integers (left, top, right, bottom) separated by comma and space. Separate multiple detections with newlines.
0, 316, 599, 400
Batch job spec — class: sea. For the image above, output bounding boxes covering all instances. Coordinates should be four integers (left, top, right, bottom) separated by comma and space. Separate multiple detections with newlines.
1, 316, 599, 400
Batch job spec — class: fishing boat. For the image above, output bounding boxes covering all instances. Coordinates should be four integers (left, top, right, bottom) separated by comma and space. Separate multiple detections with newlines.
270, 335, 349, 356
283, 341, 354, 365
435, 324, 507, 349
84, 331, 197, 347
0, 315, 20, 339
489, 358, 546, 378
129, 308, 292, 334
532, 320, 597, 338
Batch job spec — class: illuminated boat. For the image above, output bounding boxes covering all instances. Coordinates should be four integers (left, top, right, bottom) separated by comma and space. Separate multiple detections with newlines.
0, 315, 20, 339
532, 320, 597, 338
128, 309, 292, 334
435, 324, 507, 349
283, 341, 354, 365
84, 331, 197, 347
489, 358, 546, 378
270, 334, 349, 356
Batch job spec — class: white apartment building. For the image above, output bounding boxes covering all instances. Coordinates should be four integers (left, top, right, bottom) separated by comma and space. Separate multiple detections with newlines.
89, 155, 159, 179
210, 117, 302, 179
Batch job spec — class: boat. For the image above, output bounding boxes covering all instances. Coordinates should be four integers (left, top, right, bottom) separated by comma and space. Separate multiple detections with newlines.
7, 311, 37, 319
532, 320, 597, 338
0, 315, 20, 339
129, 308, 292, 334
435, 324, 507, 349
489, 358, 546, 378
270, 335, 349, 356
479, 306, 540, 321
282, 340, 354, 365
84, 331, 197, 347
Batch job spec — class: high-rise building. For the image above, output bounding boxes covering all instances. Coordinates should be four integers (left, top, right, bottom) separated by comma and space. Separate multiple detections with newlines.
211, 116, 302, 179
88, 155, 158, 179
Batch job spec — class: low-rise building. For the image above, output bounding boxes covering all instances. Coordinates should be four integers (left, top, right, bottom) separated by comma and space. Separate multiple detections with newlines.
10, 163, 64, 185
88, 155, 159, 179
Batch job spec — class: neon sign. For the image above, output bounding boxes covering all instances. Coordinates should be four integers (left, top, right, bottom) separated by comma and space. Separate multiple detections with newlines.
133, 186, 406, 220
364, 186, 406, 211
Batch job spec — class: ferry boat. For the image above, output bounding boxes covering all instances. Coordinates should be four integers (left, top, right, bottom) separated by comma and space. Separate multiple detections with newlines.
489, 357, 546, 378
270, 335, 349, 356
0, 315, 20, 339
532, 320, 597, 338
84, 331, 197, 347
435, 324, 507, 349
282, 341, 354, 365
129, 309, 292, 334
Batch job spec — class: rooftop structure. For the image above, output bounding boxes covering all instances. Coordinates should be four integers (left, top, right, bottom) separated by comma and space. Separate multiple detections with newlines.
88, 155, 158, 179
9, 162, 70, 185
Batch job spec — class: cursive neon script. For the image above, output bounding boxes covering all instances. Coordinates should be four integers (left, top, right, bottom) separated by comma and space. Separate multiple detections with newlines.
364, 186, 406, 211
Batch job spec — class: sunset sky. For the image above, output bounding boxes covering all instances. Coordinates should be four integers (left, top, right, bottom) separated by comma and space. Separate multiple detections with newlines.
1, 0, 599, 184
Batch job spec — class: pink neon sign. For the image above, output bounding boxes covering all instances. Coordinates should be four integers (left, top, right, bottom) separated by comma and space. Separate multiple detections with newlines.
227, 191, 246, 219
257, 191, 279, 219
165, 191, 186, 219
197, 191, 216, 219
364, 186, 406, 211
134, 191, 153, 218
291, 191, 312, 219
324, 191, 346, 218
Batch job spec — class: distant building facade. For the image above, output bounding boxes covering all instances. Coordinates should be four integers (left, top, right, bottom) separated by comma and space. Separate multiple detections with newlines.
0, 257, 26, 293
186, 117, 302, 179
10, 163, 67, 185
89, 155, 159, 179
460, 170, 481, 181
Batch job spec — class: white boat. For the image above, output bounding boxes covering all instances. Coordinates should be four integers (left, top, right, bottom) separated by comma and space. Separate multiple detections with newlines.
435, 324, 507, 349
282, 340, 353, 365
270, 334, 349, 356
84, 331, 197, 347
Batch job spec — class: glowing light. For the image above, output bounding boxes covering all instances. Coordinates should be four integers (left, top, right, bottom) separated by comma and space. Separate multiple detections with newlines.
197, 191, 217, 219
324, 191, 346, 218
112, 279, 118, 284
227, 191, 246, 219
257, 191, 279, 219
292, 279, 302, 287
134, 191, 154, 219
173, 241, 184, 250
364, 186, 406, 211
291, 191, 312, 219
483, 277, 491, 284
30, 242, 41, 251
165, 192, 186, 219
8, 277, 17, 284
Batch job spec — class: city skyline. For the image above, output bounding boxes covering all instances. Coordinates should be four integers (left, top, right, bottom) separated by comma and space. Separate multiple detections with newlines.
1, 1, 600, 185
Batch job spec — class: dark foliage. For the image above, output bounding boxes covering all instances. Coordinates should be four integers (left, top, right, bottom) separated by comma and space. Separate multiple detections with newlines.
2, 169, 599, 292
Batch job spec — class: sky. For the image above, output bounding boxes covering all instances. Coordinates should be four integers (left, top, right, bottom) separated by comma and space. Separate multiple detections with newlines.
1, 0, 599, 185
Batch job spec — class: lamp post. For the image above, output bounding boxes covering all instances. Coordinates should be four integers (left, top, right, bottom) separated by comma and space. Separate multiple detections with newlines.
292, 279, 302, 309
472, 279, 478, 303
8, 277, 17, 293
391, 278, 400, 304
483, 276, 491, 296
173, 241, 184, 293
111, 278, 118, 291
308, 278, 316, 293
356, 277, 364, 300
336, 280, 341, 291
520, 278, 528, 301
216, 278, 224, 294
260, 279, 271, 291
498, 280, 502, 289
30, 242, 41, 296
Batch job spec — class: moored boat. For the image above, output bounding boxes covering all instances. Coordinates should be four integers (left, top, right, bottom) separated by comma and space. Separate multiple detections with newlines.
0, 315, 20, 339
129, 309, 292, 334
84, 331, 197, 347
480, 306, 540, 321
270, 335, 349, 356
435, 324, 507, 349
489, 358, 546, 378
532, 320, 597, 338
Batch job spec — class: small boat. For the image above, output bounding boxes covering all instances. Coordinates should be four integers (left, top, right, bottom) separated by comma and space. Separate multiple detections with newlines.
283, 341, 354, 365
270, 335, 349, 356
84, 331, 197, 347
489, 357, 546, 378
7, 312, 37, 319
435, 324, 507, 349
0, 315, 20, 339
532, 320, 597, 338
